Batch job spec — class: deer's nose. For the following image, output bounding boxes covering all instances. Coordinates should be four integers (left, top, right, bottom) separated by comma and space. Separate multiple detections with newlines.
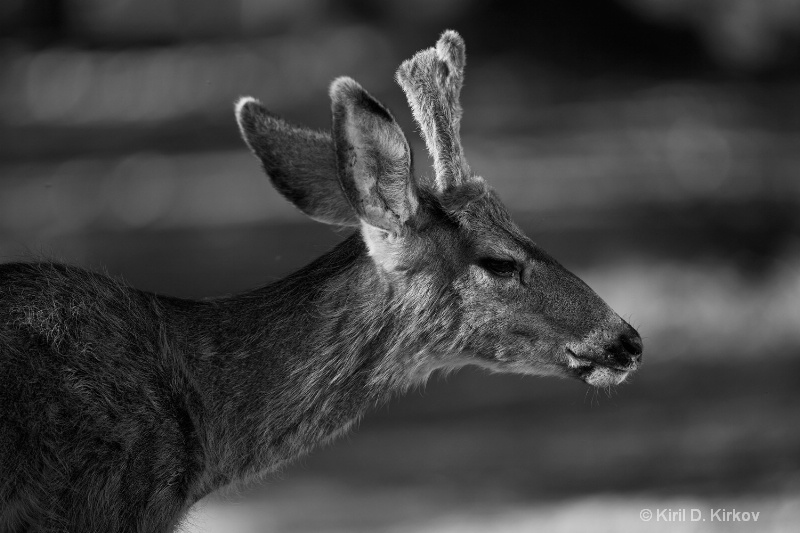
620, 326, 643, 360
608, 325, 643, 368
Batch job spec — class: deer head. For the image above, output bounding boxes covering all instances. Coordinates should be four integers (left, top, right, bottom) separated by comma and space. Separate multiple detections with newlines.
235, 31, 642, 388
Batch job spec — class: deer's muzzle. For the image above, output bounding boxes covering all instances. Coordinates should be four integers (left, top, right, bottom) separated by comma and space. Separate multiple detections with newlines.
566, 322, 643, 387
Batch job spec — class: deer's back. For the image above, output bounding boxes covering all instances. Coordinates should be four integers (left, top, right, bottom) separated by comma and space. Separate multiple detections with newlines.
0, 262, 205, 532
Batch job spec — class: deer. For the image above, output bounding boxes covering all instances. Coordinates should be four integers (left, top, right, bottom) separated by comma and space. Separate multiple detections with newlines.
0, 31, 642, 533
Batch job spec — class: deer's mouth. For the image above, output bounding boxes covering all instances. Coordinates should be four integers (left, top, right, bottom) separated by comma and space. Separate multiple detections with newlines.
565, 348, 636, 387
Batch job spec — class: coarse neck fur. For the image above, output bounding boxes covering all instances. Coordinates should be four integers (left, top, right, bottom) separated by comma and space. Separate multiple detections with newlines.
166, 233, 461, 495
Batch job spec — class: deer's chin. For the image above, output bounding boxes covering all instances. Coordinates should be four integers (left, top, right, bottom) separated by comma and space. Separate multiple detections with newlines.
580, 365, 630, 387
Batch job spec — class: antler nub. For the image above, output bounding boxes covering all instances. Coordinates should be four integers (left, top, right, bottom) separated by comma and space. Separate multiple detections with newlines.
396, 30, 476, 192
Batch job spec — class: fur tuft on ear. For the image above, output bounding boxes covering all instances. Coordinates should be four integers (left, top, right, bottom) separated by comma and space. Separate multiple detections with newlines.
235, 96, 358, 226
329, 77, 417, 235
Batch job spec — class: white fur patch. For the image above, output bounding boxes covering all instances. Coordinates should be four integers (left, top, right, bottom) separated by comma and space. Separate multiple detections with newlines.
565, 350, 591, 369
234, 96, 261, 149
361, 222, 404, 272
234, 96, 258, 117
585, 367, 629, 387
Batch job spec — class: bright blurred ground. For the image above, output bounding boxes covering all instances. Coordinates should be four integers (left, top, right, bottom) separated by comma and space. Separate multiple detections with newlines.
2, 1, 800, 532
184, 493, 800, 533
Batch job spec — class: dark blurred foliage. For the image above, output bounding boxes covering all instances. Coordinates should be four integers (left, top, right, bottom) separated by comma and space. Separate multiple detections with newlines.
1, 1, 799, 532
5, 0, 800, 71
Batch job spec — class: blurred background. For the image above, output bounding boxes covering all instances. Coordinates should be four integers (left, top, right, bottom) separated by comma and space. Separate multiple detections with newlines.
2, 1, 800, 531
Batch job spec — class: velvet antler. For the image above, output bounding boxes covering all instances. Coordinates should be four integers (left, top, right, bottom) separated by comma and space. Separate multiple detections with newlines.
396, 30, 477, 191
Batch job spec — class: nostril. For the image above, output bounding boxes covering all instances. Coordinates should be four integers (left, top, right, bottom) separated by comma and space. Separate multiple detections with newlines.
602, 327, 643, 369
620, 330, 643, 360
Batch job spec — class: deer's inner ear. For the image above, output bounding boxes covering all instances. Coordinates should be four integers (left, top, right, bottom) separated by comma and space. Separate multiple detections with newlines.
329, 77, 417, 234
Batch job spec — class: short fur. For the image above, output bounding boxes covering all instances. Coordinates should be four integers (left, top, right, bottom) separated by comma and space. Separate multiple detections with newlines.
0, 30, 642, 533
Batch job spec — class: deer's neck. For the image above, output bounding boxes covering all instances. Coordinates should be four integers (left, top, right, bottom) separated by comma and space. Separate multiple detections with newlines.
180, 234, 442, 492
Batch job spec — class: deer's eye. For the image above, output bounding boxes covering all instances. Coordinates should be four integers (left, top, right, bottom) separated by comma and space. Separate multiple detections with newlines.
479, 258, 518, 278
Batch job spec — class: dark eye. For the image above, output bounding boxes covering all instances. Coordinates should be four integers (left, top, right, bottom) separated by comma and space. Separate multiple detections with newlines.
479, 258, 518, 278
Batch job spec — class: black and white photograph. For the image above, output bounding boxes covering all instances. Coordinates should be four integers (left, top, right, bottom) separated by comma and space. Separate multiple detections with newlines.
1, 1, 799, 532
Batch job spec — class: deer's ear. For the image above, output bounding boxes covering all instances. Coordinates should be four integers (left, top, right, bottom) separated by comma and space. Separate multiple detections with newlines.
235, 97, 359, 227
329, 77, 417, 235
